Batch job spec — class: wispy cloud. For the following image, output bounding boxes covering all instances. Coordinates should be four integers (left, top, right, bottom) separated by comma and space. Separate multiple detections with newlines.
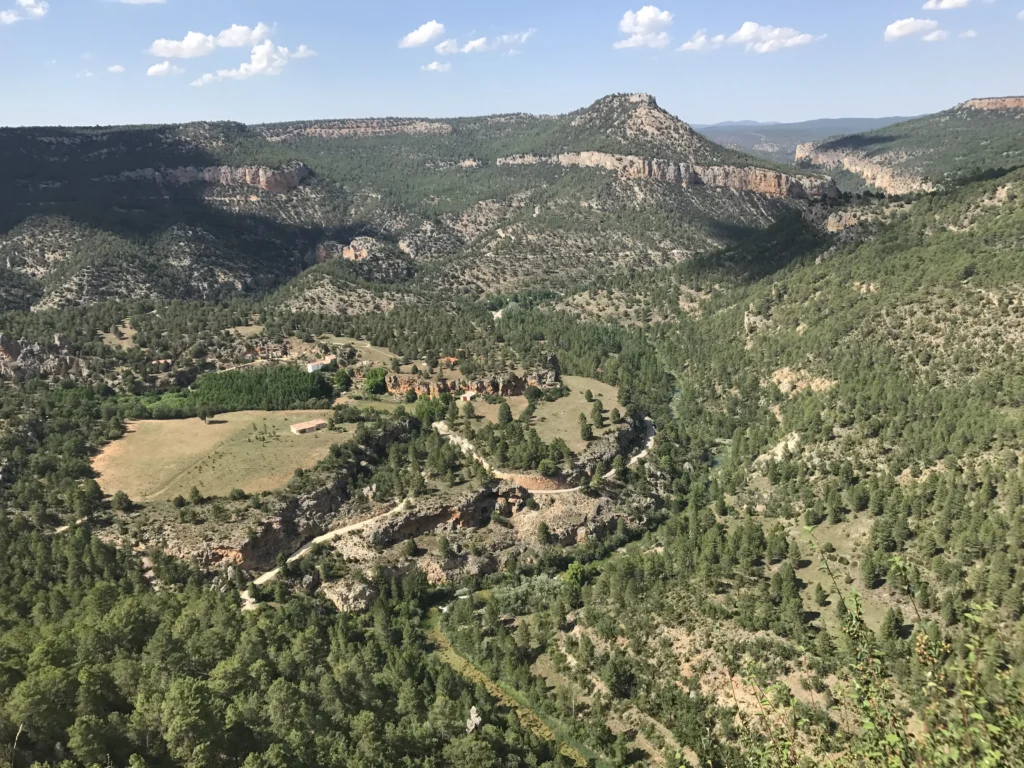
922, 0, 969, 8
680, 21, 822, 54
434, 29, 536, 56
884, 17, 942, 41
400, 20, 445, 48
421, 61, 451, 73
1, 0, 49, 25
107, 64, 125, 73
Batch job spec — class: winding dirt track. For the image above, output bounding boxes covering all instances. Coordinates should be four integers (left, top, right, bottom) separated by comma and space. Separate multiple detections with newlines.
433, 418, 655, 495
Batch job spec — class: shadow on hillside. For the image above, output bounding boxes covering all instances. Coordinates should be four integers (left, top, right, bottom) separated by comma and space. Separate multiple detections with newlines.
684, 213, 827, 284
0, 123, 411, 300
819, 133, 898, 152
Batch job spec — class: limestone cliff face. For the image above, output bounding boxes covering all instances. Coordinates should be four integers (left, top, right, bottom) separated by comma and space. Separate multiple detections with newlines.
794, 144, 934, 196
103, 162, 311, 194
384, 369, 559, 399
261, 120, 453, 142
960, 97, 1024, 111
496, 152, 837, 200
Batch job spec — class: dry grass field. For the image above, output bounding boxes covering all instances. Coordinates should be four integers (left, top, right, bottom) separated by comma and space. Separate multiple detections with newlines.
533, 376, 620, 453
93, 410, 350, 502
474, 375, 620, 454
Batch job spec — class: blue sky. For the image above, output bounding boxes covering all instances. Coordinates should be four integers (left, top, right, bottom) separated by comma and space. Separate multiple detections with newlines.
1, 0, 1022, 127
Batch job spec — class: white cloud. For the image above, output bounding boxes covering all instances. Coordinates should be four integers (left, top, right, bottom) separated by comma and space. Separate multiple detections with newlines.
149, 23, 271, 59
16, 0, 47, 18
216, 23, 272, 49
149, 31, 216, 58
107, 64, 125, 73
678, 29, 725, 52
400, 20, 445, 48
1, 0, 47, 24
614, 6, 673, 49
1019, 10, 1024, 20
147, 60, 184, 77
885, 18, 940, 41
923, 29, 951, 40
435, 38, 460, 55
461, 37, 489, 53
923, 0, 969, 8
421, 61, 451, 72
728, 21, 820, 53
960, 29, 978, 37
191, 40, 313, 86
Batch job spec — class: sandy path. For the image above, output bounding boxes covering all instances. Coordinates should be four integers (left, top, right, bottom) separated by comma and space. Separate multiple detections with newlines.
240, 500, 408, 608
433, 418, 655, 496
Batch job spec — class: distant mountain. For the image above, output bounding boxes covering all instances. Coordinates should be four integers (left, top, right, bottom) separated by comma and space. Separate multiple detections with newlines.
698, 116, 915, 165
795, 97, 1024, 194
705, 120, 783, 128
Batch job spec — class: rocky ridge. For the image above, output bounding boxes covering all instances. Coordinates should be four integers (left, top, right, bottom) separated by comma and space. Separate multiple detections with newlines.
260, 119, 453, 142
794, 144, 935, 196
497, 151, 838, 200
960, 97, 1024, 111
98, 162, 311, 194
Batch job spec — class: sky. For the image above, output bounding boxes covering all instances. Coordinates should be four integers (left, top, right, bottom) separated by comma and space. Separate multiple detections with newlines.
1, 0, 1022, 127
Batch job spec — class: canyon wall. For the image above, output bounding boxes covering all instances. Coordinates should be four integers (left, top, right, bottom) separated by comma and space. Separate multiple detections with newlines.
102, 162, 311, 194
496, 151, 837, 200
794, 145, 934, 196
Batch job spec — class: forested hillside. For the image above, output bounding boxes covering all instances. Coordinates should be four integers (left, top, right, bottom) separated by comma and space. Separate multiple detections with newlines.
0, 94, 834, 312
1, 93, 1024, 767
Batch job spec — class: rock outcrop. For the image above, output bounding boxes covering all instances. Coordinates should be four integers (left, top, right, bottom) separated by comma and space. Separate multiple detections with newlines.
496, 151, 836, 200
960, 97, 1024, 112
794, 144, 934, 196
384, 369, 559, 399
0, 333, 81, 380
261, 119, 453, 142
101, 162, 311, 194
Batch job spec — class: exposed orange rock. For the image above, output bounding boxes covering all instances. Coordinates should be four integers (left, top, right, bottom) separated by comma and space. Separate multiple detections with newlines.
794, 144, 934, 196
960, 97, 1024, 111
497, 151, 837, 200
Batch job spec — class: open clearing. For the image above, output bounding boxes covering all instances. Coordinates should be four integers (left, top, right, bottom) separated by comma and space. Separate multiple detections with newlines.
93, 410, 349, 502
534, 375, 620, 453
474, 376, 619, 454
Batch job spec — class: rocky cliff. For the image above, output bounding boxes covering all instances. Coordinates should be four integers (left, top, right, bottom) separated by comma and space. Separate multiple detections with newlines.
100, 162, 311, 194
384, 369, 560, 399
794, 144, 935, 196
960, 97, 1024, 112
496, 151, 837, 200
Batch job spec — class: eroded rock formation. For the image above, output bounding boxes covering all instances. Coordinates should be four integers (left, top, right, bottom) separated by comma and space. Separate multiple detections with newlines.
384, 369, 559, 399
794, 144, 935, 196
496, 152, 837, 199
960, 97, 1024, 111
101, 162, 311, 194
261, 120, 453, 142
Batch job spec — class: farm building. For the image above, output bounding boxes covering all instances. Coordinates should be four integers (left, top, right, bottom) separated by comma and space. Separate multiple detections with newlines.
459, 392, 477, 402
306, 355, 337, 373
290, 419, 328, 435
